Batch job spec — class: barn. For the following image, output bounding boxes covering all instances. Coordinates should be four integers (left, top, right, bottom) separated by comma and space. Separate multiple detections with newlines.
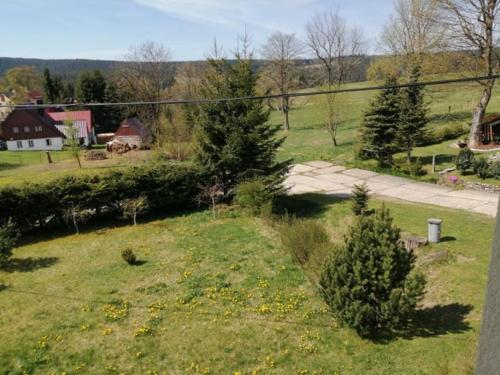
113, 117, 152, 149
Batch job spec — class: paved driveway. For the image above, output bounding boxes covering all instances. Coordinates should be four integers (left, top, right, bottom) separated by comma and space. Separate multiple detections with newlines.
285, 161, 499, 217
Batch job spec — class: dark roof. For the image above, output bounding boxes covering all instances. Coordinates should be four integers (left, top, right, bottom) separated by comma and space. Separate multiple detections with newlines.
115, 117, 152, 139
482, 114, 500, 126
1, 109, 65, 141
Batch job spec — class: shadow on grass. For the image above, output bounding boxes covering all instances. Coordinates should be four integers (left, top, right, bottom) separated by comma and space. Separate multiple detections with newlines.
274, 193, 348, 219
0, 162, 22, 172
0, 284, 8, 292
0, 257, 59, 273
372, 303, 473, 343
418, 154, 455, 166
441, 236, 457, 243
131, 260, 147, 266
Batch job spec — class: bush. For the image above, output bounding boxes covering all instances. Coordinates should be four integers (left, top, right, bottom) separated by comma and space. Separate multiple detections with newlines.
351, 184, 370, 216
234, 179, 274, 215
455, 148, 475, 174
0, 221, 20, 265
489, 160, 500, 179
0, 163, 203, 232
121, 249, 137, 265
279, 218, 329, 266
393, 158, 427, 177
319, 207, 426, 337
473, 157, 491, 180
418, 124, 468, 146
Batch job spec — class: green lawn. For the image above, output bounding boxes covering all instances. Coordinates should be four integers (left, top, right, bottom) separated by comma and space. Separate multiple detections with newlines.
269, 80, 500, 184
0, 196, 493, 374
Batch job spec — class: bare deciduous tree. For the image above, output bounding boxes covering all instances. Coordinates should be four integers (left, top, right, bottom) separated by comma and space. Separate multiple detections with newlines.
382, 0, 443, 61
439, 0, 500, 148
115, 42, 172, 143
305, 9, 366, 145
261, 32, 302, 131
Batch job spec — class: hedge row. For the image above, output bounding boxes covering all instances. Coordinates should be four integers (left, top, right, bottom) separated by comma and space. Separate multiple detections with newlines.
0, 163, 204, 231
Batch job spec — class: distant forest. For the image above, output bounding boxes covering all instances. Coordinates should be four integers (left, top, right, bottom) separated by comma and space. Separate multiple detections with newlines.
0, 56, 375, 84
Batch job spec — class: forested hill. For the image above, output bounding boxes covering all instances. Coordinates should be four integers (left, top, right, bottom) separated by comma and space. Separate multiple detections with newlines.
0, 57, 120, 77
0, 56, 374, 83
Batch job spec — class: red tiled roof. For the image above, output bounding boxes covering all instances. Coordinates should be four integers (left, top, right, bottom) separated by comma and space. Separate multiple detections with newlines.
47, 110, 93, 133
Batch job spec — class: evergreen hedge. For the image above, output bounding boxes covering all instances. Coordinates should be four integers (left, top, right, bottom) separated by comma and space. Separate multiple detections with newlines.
0, 163, 203, 232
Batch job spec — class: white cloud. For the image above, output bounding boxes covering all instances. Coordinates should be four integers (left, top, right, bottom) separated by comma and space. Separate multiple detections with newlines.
134, 0, 317, 31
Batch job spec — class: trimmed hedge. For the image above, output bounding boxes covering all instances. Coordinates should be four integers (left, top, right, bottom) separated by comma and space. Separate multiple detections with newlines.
0, 163, 203, 232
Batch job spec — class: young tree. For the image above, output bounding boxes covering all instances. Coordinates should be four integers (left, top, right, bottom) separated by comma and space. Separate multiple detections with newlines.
194, 50, 289, 197
361, 78, 401, 167
306, 9, 365, 146
320, 206, 426, 337
351, 183, 370, 216
261, 31, 302, 131
439, 0, 500, 148
399, 66, 428, 161
121, 196, 148, 226
64, 115, 82, 169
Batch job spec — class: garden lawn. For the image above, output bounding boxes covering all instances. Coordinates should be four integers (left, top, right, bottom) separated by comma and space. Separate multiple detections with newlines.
0, 196, 494, 374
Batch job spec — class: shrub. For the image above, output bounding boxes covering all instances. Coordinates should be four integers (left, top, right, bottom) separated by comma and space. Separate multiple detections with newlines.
473, 157, 491, 180
0, 221, 20, 265
0, 163, 203, 232
489, 160, 500, 179
121, 249, 137, 265
394, 158, 427, 177
234, 179, 274, 215
319, 207, 426, 337
455, 148, 475, 174
351, 184, 370, 216
279, 218, 329, 266
121, 196, 149, 226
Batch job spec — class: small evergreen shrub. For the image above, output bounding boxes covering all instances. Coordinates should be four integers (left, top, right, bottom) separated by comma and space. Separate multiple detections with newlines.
279, 218, 329, 266
455, 148, 475, 174
121, 249, 137, 265
473, 157, 491, 180
234, 179, 274, 215
351, 184, 370, 216
0, 221, 20, 265
320, 206, 426, 337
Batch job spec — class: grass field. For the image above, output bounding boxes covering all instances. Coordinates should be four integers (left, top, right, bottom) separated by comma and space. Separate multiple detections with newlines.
0, 195, 494, 374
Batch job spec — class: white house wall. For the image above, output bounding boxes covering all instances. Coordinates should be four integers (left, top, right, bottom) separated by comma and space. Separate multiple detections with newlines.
7, 138, 64, 151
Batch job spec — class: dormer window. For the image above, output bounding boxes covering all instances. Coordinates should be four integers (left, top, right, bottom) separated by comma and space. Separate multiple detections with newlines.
12, 126, 19, 133
24, 126, 30, 133
35, 126, 42, 132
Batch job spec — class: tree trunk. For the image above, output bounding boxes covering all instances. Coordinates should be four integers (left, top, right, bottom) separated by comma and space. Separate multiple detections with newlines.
282, 95, 290, 131
469, 80, 495, 149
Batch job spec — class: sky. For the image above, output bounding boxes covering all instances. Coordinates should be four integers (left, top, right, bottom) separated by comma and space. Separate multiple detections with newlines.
0, 0, 395, 61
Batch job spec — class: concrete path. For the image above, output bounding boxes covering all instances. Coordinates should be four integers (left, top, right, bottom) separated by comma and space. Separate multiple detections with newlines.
285, 161, 499, 217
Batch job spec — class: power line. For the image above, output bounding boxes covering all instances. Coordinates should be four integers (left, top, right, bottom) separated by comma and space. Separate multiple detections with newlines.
2, 74, 500, 110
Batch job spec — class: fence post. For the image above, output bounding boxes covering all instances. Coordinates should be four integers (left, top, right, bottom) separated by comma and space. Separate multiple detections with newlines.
432, 154, 436, 174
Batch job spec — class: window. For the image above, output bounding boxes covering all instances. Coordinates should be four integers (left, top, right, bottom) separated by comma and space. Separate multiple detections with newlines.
46, 139, 52, 146
35, 126, 42, 132
16, 141, 22, 149
24, 126, 30, 133
12, 127, 19, 134
28, 140, 34, 148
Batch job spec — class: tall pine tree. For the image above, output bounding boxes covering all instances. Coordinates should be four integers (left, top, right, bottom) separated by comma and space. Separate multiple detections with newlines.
399, 66, 428, 162
194, 55, 290, 196
361, 78, 401, 167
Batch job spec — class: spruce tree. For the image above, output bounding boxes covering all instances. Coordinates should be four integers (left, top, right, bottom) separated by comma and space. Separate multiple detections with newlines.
320, 205, 426, 337
361, 78, 401, 167
399, 66, 428, 162
351, 183, 370, 216
194, 55, 290, 196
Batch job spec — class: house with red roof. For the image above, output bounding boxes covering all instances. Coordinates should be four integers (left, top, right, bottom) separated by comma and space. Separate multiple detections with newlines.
113, 117, 152, 149
47, 110, 95, 146
1, 109, 65, 151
